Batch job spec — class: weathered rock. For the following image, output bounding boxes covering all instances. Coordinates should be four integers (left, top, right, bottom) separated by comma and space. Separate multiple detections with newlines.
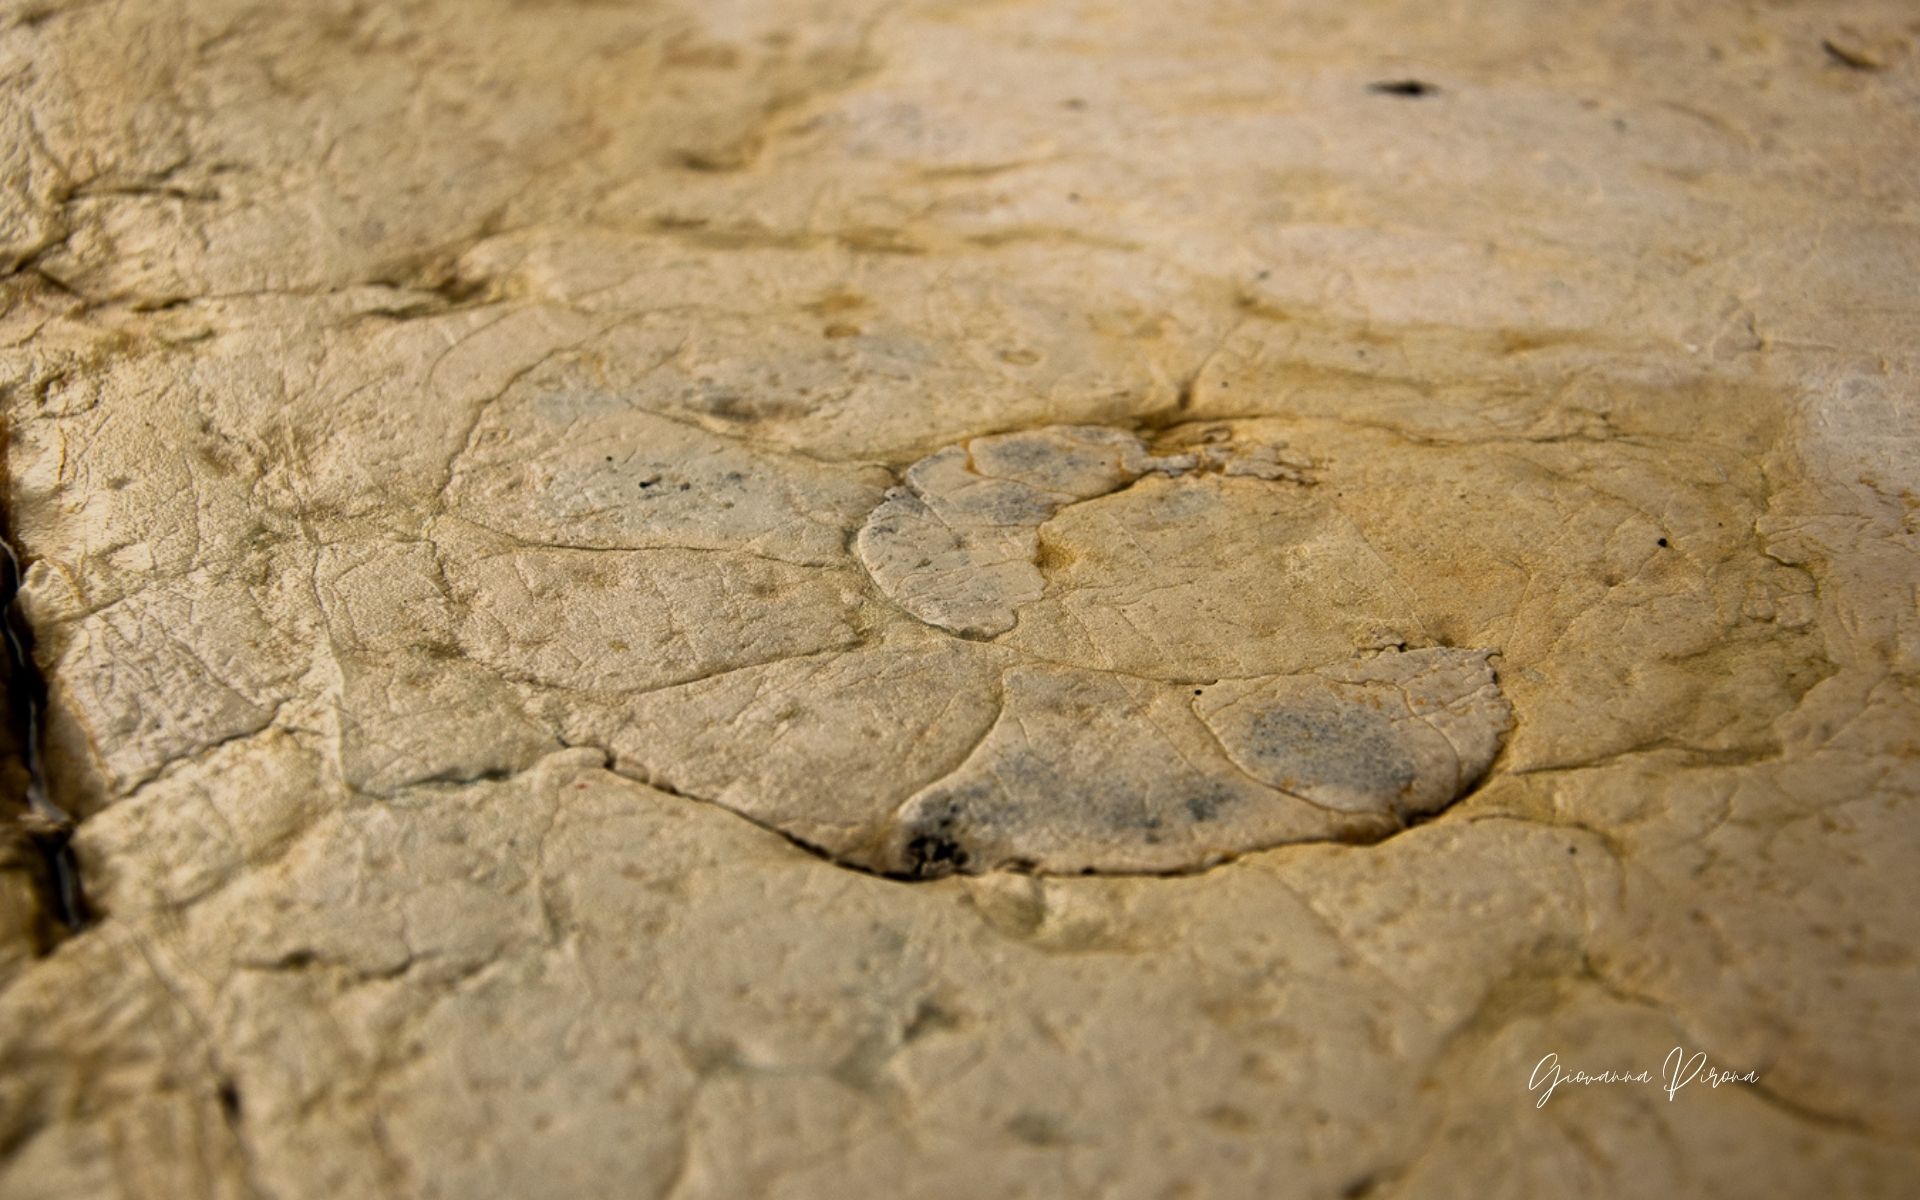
880, 647, 1509, 876
1, 0, 1917, 1196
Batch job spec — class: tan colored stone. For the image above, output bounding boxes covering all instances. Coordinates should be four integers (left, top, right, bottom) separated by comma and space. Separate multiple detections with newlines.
2, 0, 1917, 1196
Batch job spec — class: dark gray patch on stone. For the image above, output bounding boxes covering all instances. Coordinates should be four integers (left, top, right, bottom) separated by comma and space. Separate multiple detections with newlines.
1241, 705, 1417, 801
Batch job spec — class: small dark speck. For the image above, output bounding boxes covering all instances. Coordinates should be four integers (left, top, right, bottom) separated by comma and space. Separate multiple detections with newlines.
1369, 79, 1437, 98
1568, 846, 1578, 855
1657, 537, 1669, 547
604, 456, 613, 462
217, 1080, 243, 1120
1063, 97, 1087, 110
678, 482, 692, 491
1193, 689, 1203, 696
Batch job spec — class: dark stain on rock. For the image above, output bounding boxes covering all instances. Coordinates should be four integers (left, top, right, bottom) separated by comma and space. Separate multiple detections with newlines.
217, 1079, 244, 1122
1185, 788, 1235, 823
903, 831, 970, 878
900, 794, 976, 878
696, 392, 807, 425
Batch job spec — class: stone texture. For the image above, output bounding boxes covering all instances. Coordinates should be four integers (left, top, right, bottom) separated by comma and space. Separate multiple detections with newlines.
2, 0, 1918, 1197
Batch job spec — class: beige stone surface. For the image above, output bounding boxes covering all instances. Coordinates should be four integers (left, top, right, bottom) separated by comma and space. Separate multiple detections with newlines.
2, 0, 1918, 1196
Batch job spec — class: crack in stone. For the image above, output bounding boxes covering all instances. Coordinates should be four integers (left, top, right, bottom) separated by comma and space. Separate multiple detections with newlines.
0, 526, 87, 932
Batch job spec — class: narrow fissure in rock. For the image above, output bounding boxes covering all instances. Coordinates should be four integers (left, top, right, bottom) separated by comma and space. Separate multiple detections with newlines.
0, 526, 88, 934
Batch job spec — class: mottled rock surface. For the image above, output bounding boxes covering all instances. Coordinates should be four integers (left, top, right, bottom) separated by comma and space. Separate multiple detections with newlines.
2, 0, 1918, 1196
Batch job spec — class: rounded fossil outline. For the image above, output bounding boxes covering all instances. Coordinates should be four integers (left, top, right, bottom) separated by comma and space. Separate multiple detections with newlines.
834, 424, 1514, 878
